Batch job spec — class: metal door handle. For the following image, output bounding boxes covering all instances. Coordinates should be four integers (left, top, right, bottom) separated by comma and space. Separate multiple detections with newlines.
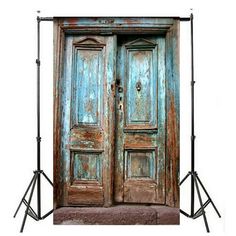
118, 86, 123, 93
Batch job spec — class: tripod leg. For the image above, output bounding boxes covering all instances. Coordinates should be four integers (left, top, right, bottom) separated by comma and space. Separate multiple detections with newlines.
42, 172, 53, 186
194, 174, 210, 233
20, 173, 38, 233
180, 172, 191, 185
42, 209, 54, 219
14, 174, 36, 218
195, 175, 221, 218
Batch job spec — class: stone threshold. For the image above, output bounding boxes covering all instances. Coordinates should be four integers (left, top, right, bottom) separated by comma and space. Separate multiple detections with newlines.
54, 205, 179, 225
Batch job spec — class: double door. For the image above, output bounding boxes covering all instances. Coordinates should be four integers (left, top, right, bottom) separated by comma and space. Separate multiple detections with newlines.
56, 34, 168, 206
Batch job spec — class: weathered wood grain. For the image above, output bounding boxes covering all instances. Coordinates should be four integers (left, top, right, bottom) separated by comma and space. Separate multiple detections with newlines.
53, 18, 65, 208
54, 17, 179, 209
55, 34, 116, 207
68, 186, 104, 205
165, 20, 180, 208
124, 180, 157, 203
114, 35, 166, 204
55, 17, 175, 35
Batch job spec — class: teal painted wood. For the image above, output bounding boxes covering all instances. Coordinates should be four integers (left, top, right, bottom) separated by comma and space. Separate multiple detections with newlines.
54, 17, 179, 208
59, 35, 116, 206
114, 36, 166, 204
60, 17, 174, 28
60, 35, 73, 183
73, 152, 101, 182
55, 17, 176, 35
165, 21, 180, 207
102, 35, 117, 206
125, 40, 157, 128
71, 43, 104, 127
126, 150, 155, 179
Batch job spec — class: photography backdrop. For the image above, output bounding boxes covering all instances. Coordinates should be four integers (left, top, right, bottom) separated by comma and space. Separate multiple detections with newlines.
0, 0, 235, 235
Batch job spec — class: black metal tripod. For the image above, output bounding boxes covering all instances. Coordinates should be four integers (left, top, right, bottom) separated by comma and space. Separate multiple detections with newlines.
13, 16, 54, 233
180, 13, 221, 233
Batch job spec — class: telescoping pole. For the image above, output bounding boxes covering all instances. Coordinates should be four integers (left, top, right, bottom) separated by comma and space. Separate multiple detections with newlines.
36, 16, 42, 219
190, 13, 195, 217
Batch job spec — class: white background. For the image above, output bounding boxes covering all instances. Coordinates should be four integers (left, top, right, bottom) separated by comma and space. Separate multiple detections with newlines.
0, 0, 235, 235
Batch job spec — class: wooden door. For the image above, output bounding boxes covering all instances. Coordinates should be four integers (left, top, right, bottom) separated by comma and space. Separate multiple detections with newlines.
58, 35, 116, 206
114, 36, 166, 204
55, 18, 179, 208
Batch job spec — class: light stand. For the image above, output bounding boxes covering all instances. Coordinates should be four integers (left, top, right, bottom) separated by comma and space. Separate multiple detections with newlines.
180, 13, 221, 233
13, 16, 54, 233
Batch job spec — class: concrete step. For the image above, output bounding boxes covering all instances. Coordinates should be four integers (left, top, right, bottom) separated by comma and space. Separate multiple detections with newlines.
54, 205, 179, 225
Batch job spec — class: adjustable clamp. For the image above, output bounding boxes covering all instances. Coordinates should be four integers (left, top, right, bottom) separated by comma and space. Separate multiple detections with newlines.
33, 170, 44, 174
36, 136, 41, 142
36, 59, 40, 66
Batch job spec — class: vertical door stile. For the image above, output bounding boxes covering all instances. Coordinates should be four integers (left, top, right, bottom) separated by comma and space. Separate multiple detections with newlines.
103, 35, 117, 206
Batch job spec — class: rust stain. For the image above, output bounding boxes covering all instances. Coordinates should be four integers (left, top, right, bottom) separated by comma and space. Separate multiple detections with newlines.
166, 93, 179, 206
124, 181, 156, 203
124, 18, 140, 25
86, 100, 93, 112
124, 134, 155, 148
66, 18, 79, 25
70, 129, 103, 149
82, 162, 89, 172
68, 186, 104, 205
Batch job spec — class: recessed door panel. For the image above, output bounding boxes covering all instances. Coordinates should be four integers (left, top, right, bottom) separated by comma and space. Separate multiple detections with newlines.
125, 42, 157, 129
71, 47, 103, 126
125, 149, 156, 179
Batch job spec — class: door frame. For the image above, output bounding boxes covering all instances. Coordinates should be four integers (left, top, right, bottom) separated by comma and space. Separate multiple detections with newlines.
54, 17, 180, 208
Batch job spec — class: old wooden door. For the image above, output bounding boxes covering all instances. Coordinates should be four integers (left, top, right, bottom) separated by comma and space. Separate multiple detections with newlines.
54, 17, 179, 208
57, 35, 116, 206
114, 36, 166, 204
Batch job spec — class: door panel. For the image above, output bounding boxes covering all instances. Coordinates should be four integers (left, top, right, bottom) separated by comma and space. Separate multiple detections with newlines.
125, 39, 157, 130
71, 44, 104, 127
115, 36, 166, 204
61, 35, 116, 206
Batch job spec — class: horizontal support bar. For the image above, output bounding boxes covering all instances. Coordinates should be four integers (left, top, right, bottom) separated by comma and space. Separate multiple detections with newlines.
193, 199, 211, 219
180, 209, 191, 217
179, 17, 191, 21
42, 209, 54, 219
193, 210, 204, 219
38, 17, 53, 21
37, 16, 190, 22
27, 211, 39, 221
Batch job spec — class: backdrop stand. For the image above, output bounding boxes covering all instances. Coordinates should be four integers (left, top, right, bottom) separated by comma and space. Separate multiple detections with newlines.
13, 14, 221, 233
179, 13, 221, 233
13, 16, 54, 233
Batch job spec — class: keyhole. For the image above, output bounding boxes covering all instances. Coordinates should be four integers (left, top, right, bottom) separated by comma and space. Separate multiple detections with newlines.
136, 81, 141, 92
